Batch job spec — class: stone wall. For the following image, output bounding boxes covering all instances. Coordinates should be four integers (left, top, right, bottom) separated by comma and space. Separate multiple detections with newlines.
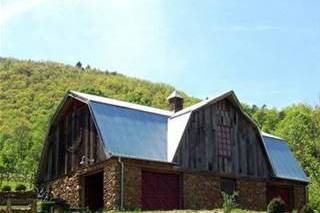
123, 164, 141, 210
46, 157, 307, 211
51, 174, 81, 207
237, 179, 267, 210
49, 160, 109, 208
294, 184, 306, 210
103, 159, 120, 210
183, 173, 222, 209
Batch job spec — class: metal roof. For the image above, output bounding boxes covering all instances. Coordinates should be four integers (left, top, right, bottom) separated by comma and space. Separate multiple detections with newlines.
90, 101, 168, 161
172, 90, 236, 117
70, 91, 173, 117
66, 91, 308, 183
262, 133, 309, 182
167, 112, 192, 161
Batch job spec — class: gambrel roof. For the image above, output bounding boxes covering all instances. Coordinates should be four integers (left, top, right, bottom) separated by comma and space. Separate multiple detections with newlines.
66, 90, 308, 182
262, 132, 309, 182
70, 91, 171, 162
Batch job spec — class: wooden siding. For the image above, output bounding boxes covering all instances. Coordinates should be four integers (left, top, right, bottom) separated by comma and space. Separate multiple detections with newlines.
38, 99, 106, 183
173, 98, 270, 178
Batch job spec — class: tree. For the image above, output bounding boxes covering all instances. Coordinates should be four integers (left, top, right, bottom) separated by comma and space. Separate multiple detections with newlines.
75, 61, 82, 69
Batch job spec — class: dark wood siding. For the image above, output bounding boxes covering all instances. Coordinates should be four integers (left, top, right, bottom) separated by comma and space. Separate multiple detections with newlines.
38, 98, 106, 183
173, 98, 270, 178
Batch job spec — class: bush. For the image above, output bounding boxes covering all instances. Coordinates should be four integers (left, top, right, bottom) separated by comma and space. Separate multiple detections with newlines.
15, 184, 26, 191
267, 197, 285, 213
222, 191, 238, 213
1, 185, 11, 192
301, 205, 315, 213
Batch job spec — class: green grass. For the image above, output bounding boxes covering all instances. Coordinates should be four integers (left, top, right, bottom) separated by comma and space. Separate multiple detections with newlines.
103, 209, 264, 213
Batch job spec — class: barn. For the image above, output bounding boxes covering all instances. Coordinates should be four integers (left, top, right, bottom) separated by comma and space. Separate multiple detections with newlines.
36, 90, 308, 211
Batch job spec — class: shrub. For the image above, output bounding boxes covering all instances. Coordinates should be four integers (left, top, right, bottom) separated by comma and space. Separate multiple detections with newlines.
301, 205, 315, 213
15, 184, 26, 192
267, 197, 285, 213
222, 191, 238, 213
1, 185, 11, 192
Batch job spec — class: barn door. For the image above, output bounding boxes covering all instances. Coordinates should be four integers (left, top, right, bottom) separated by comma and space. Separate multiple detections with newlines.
142, 171, 181, 210
84, 172, 104, 211
267, 185, 293, 211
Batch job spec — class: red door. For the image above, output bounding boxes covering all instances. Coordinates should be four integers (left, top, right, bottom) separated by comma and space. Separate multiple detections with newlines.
142, 171, 181, 210
267, 185, 293, 211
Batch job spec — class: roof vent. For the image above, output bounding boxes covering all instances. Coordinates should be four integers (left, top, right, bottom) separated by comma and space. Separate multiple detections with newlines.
167, 90, 184, 112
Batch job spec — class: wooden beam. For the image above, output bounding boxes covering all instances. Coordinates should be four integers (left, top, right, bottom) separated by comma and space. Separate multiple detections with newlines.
55, 125, 59, 177
89, 114, 94, 165
84, 109, 89, 167
64, 116, 69, 174
71, 111, 75, 171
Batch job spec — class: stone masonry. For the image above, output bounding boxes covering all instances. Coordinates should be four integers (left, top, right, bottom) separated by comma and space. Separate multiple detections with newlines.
103, 159, 120, 210
294, 184, 306, 210
237, 179, 267, 210
51, 174, 81, 207
48, 157, 307, 211
123, 164, 142, 210
183, 173, 222, 209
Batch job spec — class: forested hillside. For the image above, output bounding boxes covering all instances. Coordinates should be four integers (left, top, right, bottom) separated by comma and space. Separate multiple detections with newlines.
0, 57, 198, 183
0, 58, 319, 209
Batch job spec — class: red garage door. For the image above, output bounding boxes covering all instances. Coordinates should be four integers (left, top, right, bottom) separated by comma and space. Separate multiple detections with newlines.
267, 185, 294, 211
142, 171, 181, 210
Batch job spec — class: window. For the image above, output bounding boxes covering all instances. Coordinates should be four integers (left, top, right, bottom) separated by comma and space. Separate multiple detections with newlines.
221, 178, 236, 194
221, 178, 236, 195
217, 125, 232, 158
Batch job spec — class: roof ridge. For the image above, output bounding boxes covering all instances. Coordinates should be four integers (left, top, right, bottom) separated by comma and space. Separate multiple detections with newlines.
261, 132, 285, 141
70, 90, 173, 117
172, 90, 235, 117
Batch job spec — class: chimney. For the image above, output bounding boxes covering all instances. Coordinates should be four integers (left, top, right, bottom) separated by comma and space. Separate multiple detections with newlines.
167, 90, 184, 112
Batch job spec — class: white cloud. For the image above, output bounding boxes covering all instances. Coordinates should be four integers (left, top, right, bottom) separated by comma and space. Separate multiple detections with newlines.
0, 0, 46, 26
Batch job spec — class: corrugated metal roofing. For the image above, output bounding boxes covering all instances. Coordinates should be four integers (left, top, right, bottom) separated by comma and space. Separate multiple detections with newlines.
90, 101, 168, 161
262, 133, 309, 182
70, 91, 173, 117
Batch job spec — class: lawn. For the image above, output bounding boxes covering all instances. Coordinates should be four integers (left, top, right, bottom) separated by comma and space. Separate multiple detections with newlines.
103, 209, 264, 213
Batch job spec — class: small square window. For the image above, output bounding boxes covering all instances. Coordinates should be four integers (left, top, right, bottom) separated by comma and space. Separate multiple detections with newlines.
221, 178, 236, 195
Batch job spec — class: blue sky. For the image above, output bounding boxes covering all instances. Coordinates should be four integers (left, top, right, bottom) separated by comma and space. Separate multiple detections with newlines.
1, 0, 319, 108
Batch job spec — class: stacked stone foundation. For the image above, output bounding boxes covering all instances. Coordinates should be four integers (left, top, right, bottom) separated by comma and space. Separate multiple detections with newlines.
47, 157, 307, 211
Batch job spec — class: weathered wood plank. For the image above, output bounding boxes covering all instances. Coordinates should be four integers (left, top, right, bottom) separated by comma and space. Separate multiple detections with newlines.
174, 98, 270, 179
71, 110, 75, 171
55, 125, 59, 177
84, 108, 88, 167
